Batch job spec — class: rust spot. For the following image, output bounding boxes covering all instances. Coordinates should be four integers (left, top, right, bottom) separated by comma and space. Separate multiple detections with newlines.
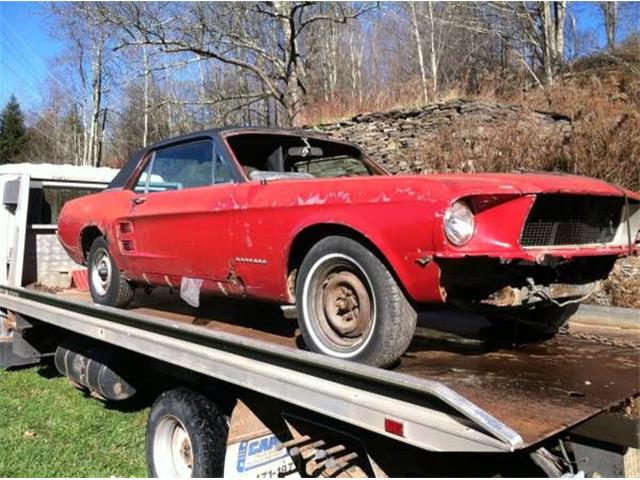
438, 286, 447, 302
287, 269, 298, 299
415, 255, 433, 267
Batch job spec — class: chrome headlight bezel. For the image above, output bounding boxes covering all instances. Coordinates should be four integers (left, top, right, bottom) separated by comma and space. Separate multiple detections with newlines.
444, 201, 475, 246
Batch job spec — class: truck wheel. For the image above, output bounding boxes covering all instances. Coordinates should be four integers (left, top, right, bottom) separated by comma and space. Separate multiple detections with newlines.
296, 236, 417, 368
88, 237, 133, 307
488, 303, 579, 337
146, 388, 228, 478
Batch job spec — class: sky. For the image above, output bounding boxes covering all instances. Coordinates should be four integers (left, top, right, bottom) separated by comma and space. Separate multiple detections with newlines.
0, 2, 66, 109
0, 1, 635, 113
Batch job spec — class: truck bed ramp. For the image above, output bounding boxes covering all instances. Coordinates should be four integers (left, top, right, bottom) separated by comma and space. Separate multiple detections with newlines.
1, 286, 638, 454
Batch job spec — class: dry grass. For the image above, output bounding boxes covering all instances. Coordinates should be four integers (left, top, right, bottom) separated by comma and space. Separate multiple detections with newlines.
403, 114, 571, 175
299, 78, 430, 126
503, 56, 640, 191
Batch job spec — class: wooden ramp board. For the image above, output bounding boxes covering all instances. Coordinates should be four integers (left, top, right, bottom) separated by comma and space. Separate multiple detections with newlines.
58, 287, 640, 448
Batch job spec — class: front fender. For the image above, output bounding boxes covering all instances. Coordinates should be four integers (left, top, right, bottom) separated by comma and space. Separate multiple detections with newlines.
284, 201, 447, 304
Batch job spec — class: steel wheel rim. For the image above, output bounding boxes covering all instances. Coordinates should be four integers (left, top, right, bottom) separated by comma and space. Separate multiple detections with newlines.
153, 415, 193, 478
303, 253, 376, 357
91, 248, 112, 296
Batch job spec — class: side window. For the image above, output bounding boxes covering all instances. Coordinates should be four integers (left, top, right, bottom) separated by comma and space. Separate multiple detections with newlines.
134, 140, 213, 193
150, 141, 213, 191
134, 161, 152, 193
214, 151, 234, 185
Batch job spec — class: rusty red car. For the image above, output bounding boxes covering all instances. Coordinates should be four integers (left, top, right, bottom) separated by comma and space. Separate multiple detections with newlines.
57, 128, 640, 367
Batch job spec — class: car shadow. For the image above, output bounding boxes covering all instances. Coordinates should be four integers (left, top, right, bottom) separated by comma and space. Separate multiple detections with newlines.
405, 307, 546, 357
126, 288, 546, 358
127, 287, 299, 341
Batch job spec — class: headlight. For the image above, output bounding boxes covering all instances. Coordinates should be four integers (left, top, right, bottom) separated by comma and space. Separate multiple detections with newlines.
444, 201, 475, 246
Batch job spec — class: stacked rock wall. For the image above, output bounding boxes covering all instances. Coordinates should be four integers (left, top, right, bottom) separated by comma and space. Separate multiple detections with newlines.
307, 99, 572, 174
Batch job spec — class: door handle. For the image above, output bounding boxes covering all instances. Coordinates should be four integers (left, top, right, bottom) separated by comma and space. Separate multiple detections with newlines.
132, 197, 146, 205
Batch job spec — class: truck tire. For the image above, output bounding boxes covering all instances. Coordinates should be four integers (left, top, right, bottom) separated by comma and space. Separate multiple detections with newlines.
146, 388, 228, 478
488, 302, 579, 338
296, 236, 417, 368
88, 237, 133, 308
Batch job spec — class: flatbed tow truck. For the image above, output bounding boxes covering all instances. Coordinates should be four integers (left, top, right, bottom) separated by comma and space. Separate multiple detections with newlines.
1, 165, 639, 477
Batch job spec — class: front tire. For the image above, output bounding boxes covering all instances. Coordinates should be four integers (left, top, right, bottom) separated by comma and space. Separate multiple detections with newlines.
146, 388, 228, 478
295, 236, 417, 368
88, 237, 133, 307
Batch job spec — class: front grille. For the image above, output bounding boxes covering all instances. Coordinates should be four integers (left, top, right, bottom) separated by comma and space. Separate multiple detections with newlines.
521, 194, 623, 247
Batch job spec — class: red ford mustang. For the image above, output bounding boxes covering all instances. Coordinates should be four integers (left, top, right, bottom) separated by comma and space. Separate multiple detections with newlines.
58, 128, 640, 367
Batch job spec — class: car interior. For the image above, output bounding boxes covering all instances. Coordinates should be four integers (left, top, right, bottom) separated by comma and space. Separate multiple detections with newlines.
225, 133, 379, 180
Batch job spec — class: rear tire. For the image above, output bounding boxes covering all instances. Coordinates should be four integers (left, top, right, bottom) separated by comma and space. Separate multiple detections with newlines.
295, 236, 417, 368
146, 388, 228, 478
487, 302, 579, 337
88, 237, 133, 308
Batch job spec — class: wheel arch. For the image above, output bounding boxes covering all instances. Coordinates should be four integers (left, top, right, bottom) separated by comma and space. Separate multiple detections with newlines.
286, 223, 409, 302
80, 225, 105, 263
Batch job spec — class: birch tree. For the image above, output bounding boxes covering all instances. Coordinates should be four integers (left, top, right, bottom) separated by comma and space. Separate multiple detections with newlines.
50, 2, 113, 166
599, 2, 618, 52
409, 2, 429, 104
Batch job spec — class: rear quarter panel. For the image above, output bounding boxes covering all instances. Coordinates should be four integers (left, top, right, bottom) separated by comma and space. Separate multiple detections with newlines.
57, 189, 132, 265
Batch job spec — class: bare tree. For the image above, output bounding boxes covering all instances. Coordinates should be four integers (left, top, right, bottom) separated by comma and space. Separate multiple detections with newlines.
484, 2, 566, 86
107, 2, 377, 126
599, 2, 618, 52
542, 1, 566, 84
409, 2, 429, 104
427, 1, 439, 99
50, 2, 113, 166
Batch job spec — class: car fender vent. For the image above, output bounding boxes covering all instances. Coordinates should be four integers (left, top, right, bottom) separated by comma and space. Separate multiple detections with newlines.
120, 239, 135, 252
119, 222, 133, 234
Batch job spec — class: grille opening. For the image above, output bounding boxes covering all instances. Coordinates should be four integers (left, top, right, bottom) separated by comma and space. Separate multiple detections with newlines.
521, 194, 623, 247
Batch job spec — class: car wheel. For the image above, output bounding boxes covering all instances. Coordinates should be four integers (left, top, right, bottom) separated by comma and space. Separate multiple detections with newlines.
487, 302, 579, 337
88, 236, 133, 308
146, 388, 228, 478
296, 236, 417, 368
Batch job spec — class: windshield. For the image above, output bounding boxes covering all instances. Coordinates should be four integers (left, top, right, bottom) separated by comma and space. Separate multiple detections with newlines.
292, 155, 371, 178
226, 133, 385, 180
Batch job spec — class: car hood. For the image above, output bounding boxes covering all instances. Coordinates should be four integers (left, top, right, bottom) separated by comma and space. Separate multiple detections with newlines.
396, 172, 639, 199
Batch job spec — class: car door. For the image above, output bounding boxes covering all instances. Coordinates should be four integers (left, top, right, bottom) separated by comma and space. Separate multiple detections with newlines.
121, 138, 237, 284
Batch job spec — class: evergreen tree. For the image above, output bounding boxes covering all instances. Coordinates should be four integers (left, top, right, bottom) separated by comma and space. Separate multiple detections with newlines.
0, 95, 28, 163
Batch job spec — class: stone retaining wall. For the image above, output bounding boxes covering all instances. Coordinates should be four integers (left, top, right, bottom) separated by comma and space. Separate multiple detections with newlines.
308, 99, 572, 174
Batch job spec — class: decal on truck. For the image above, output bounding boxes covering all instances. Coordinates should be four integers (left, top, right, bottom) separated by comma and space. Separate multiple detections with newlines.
225, 434, 299, 478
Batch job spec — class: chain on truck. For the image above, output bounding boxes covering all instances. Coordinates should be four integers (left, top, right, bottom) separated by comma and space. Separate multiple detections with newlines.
0, 164, 639, 477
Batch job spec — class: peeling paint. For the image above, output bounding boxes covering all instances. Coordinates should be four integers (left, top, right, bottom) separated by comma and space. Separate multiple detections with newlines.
415, 255, 433, 267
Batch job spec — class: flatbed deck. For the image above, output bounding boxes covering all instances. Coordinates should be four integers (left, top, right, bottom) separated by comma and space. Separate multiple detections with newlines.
54, 287, 640, 448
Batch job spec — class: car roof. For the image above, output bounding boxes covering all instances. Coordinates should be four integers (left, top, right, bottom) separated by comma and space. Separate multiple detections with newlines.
147, 126, 358, 151
108, 127, 367, 190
